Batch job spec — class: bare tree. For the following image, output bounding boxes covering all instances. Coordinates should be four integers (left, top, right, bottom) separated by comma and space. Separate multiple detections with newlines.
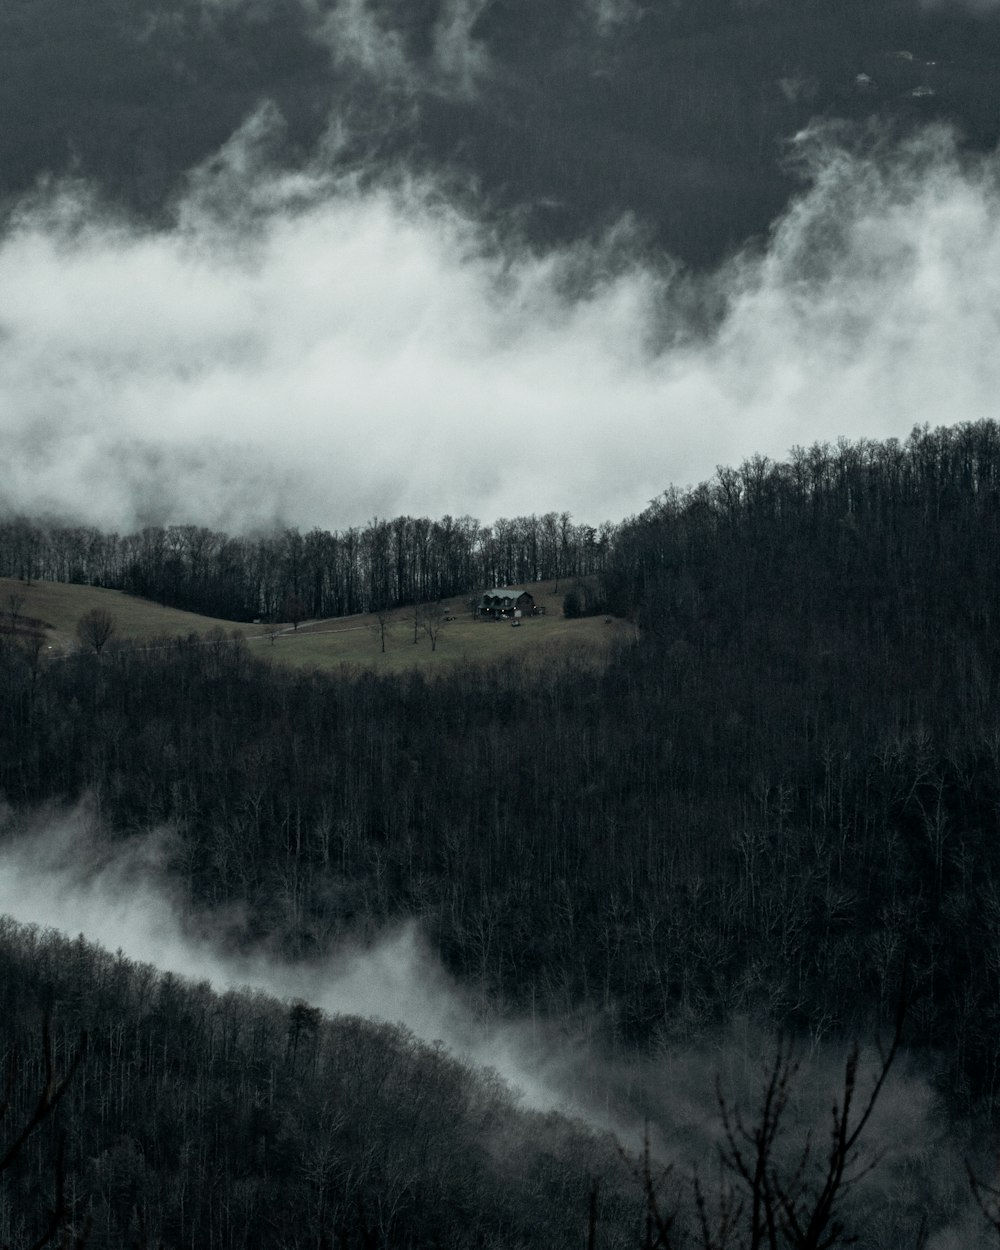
75, 607, 116, 655
283, 592, 307, 632
5, 594, 25, 636
601, 1001, 908, 1250
0, 1016, 88, 1249
616, 1130, 680, 1250
966, 1159, 1000, 1245
370, 608, 393, 654
419, 602, 447, 652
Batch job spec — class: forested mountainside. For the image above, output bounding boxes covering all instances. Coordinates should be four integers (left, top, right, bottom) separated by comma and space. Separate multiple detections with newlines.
0, 512, 613, 622
5, 419, 1000, 1245
0, 920, 966, 1250
0, 921, 636, 1249
2, 421, 1000, 1089
2, 0, 1000, 265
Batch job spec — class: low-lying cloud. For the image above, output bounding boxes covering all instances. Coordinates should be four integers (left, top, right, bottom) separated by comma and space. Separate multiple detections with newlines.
587, 0, 644, 35
0, 802, 609, 1118
0, 801, 986, 1246
1, 114, 999, 534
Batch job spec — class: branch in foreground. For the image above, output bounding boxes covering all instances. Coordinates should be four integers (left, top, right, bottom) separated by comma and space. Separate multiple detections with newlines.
0, 1017, 88, 1250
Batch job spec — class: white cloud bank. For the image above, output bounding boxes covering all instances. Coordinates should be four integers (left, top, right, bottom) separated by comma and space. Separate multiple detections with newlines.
1, 118, 999, 533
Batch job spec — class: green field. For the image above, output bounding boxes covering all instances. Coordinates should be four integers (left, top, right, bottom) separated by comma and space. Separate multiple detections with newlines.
0, 578, 244, 653
252, 591, 630, 674
0, 577, 630, 672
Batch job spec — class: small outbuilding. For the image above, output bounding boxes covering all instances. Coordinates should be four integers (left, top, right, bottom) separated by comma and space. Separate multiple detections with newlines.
477, 588, 536, 619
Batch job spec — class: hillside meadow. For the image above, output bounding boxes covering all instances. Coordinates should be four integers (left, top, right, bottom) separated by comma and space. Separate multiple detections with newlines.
0, 578, 241, 652
0, 576, 627, 673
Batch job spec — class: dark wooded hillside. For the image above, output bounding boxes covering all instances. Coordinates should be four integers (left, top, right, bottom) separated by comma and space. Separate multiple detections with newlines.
0, 920, 634, 1248
3, 422, 1000, 1121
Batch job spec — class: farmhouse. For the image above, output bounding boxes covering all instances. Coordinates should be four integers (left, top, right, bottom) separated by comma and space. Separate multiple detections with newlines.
477, 587, 535, 619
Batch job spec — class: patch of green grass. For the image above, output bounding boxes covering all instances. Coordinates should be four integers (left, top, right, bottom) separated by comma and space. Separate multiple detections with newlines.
0, 577, 630, 671
0, 577, 247, 652
247, 590, 629, 674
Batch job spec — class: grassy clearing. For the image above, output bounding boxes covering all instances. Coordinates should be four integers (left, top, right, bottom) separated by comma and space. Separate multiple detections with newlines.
0, 577, 630, 671
249, 586, 631, 674
0, 578, 247, 653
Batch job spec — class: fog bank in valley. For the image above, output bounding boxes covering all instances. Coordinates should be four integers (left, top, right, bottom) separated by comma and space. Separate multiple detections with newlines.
1, 114, 998, 534
0, 801, 618, 1119
0, 802, 987, 1247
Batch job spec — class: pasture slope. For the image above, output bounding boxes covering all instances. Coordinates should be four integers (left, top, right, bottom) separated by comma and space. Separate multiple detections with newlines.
0, 577, 629, 673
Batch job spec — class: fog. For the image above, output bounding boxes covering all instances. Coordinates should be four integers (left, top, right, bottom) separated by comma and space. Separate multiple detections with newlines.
0, 801, 617, 1119
0, 802, 988, 1246
0, 112, 998, 534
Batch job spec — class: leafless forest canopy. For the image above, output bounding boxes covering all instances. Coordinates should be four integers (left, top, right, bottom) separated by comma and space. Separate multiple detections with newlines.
4, 0, 1000, 1241
3, 423, 1000, 1244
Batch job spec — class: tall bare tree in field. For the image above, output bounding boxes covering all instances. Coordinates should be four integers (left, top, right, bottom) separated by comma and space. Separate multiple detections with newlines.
283, 592, 307, 632
5, 593, 25, 635
75, 607, 116, 655
420, 601, 447, 652
370, 608, 393, 654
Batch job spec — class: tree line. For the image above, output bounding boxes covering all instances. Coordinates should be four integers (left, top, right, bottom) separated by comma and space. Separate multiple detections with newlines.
0, 511, 614, 622
0, 920, 638, 1250
4, 420, 1000, 1246
5, 423, 1000, 1121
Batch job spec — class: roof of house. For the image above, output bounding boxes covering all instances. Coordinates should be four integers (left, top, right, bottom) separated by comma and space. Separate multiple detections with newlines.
480, 587, 533, 602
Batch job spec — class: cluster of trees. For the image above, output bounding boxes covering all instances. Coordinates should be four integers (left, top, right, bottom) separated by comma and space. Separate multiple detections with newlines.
0, 512, 614, 622
0, 924, 983, 1250
562, 579, 610, 619
3, 423, 1000, 1112
2, 0, 999, 266
5, 418, 1000, 1240
0, 620, 986, 1097
0, 921, 637, 1249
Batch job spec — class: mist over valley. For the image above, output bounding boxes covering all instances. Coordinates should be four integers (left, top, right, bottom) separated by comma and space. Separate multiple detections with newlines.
4, 1, 1000, 1246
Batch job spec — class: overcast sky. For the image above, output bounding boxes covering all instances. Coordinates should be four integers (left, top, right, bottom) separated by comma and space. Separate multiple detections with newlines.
2, 108, 999, 534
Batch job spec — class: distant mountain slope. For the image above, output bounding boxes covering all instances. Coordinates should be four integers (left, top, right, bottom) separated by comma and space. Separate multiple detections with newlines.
7, 425, 1000, 1121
